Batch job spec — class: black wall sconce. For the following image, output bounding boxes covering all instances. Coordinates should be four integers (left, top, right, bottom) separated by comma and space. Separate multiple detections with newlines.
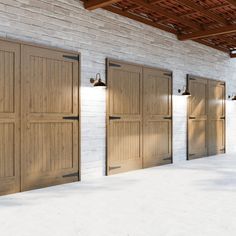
178, 86, 191, 96
228, 94, 236, 100
90, 73, 106, 87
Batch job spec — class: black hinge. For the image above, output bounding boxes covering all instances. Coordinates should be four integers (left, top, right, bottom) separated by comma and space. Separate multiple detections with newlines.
220, 148, 225, 151
109, 166, 121, 171
189, 78, 196, 80
63, 172, 79, 178
63, 116, 79, 121
163, 157, 171, 161
63, 55, 80, 61
163, 117, 172, 120
220, 83, 225, 86
109, 63, 121, 68
163, 72, 172, 76
109, 116, 121, 120
189, 154, 195, 156
220, 117, 225, 119
189, 117, 196, 119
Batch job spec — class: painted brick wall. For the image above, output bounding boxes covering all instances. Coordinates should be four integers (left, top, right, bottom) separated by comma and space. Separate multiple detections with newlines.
0, 0, 236, 179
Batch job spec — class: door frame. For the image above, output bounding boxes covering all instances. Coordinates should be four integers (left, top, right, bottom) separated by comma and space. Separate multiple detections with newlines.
0, 36, 81, 195
106, 58, 173, 175
186, 74, 226, 160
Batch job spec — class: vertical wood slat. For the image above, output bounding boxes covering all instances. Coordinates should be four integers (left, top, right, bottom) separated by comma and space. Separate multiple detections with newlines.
107, 60, 143, 175
188, 76, 208, 159
107, 60, 172, 174
188, 75, 225, 159
0, 40, 20, 196
143, 67, 172, 168
21, 45, 79, 191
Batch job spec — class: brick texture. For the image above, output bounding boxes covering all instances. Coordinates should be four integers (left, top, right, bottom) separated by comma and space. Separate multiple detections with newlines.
0, 0, 235, 179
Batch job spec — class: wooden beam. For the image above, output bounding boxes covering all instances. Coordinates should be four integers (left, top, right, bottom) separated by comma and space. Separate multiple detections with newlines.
84, 0, 121, 10
180, 0, 228, 25
225, 0, 236, 7
104, 6, 177, 34
178, 25, 236, 40
130, 0, 202, 30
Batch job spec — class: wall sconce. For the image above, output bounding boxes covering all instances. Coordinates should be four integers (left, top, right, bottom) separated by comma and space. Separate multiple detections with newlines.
90, 73, 106, 87
178, 86, 191, 96
228, 94, 236, 101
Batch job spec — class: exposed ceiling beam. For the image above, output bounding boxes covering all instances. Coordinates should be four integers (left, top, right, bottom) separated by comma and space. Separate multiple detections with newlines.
178, 25, 236, 40
225, 0, 236, 7
104, 6, 176, 34
84, 0, 121, 10
130, 0, 202, 30
179, 0, 229, 25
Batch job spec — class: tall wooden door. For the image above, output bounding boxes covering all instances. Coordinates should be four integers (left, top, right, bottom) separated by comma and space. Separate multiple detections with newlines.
208, 80, 225, 155
188, 76, 208, 159
143, 67, 172, 167
0, 40, 21, 195
21, 45, 79, 191
107, 60, 142, 175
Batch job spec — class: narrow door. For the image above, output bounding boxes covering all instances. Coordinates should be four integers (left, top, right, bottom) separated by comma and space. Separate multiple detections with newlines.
188, 76, 208, 159
143, 67, 172, 167
107, 60, 142, 175
21, 45, 79, 191
0, 40, 21, 195
208, 80, 225, 155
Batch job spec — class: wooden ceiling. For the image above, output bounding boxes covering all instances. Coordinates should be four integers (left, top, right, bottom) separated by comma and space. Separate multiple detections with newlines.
83, 0, 236, 58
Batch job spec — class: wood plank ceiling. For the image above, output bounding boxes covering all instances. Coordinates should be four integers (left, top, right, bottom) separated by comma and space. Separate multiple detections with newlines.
83, 0, 236, 58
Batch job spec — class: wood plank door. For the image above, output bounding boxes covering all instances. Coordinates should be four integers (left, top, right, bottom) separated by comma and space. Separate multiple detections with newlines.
208, 80, 225, 156
188, 75, 208, 160
21, 45, 79, 191
143, 67, 172, 168
107, 60, 142, 175
0, 40, 21, 196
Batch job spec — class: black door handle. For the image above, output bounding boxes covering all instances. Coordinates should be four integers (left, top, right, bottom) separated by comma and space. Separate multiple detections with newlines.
109, 116, 121, 120
63, 116, 79, 120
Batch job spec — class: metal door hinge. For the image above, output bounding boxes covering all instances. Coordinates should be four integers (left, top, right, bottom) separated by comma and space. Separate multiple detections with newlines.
109, 63, 121, 68
189, 78, 196, 80
189, 117, 196, 119
220, 148, 225, 151
109, 116, 121, 120
63, 116, 80, 121
163, 157, 171, 161
163, 117, 172, 120
220, 117, 225, 119
63, 172, 79, 178
109, 166, 121, 171
63, 55, 80, 61
163, 72, 172, 76
189, 154, 195, 156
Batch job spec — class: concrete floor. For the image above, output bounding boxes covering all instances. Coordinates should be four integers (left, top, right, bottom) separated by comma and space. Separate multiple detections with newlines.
0, 154, 236, 236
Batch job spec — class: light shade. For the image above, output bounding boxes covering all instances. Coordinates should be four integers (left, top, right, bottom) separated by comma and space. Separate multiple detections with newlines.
90, 73, 106, 87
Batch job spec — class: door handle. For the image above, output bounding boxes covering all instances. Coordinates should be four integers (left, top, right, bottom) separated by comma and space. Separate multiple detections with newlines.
63, 116, 79, 120
109, 116, 121, 120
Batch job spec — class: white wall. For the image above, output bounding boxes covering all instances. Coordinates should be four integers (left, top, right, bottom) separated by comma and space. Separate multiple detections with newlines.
0, 0, 236, 179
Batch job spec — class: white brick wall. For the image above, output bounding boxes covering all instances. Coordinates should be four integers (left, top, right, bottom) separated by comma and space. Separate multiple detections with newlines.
0, 0, 236, 179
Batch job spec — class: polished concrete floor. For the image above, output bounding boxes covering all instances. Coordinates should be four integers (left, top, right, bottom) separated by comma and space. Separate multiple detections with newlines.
0, 154, 236, 236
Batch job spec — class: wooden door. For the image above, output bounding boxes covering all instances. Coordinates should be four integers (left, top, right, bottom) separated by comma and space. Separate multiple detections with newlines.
21, 45, 79, 191
143, 67, 172, 167
188, 76, 208, 159
107, 60, 142, 175
208, 80, 225, 155
0, 40, 21, 195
